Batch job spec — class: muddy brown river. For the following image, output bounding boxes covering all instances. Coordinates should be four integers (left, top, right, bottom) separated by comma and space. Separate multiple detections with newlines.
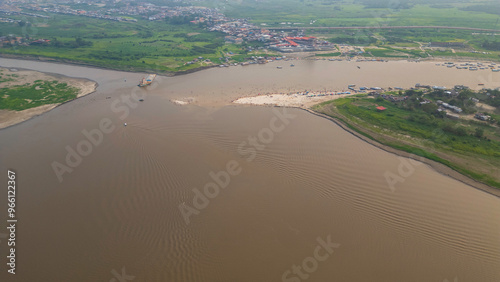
0, 58, 499, 281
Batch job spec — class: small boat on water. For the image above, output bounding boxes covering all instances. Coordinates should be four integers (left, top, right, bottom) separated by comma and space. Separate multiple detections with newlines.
138, 74, 156, 87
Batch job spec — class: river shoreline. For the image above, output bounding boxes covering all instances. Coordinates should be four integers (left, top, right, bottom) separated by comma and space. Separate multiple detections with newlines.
302, 108, 500, 198
1, 57, 499, 196
0, 53, 219, 77
3, 50, 498, 79
228, 101, 500, 197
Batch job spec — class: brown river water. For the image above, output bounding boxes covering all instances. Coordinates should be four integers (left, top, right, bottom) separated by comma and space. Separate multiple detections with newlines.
0, 58, 499, 281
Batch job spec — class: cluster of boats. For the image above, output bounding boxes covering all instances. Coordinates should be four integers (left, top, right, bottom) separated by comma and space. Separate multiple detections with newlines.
276, 64, 295, 69
305, 91, 352, 97
356, 59, 389, 62
352, 85, 405, 92
438, 62, 500, 72
289, 84, 400, 97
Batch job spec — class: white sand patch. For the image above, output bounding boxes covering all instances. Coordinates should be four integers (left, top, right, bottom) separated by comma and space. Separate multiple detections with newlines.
171, 100, 189, 105
233, 92, 357, 108
170, 97, 196, 105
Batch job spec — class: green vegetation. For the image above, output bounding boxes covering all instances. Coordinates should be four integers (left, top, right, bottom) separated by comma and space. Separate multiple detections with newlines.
310, 27, 500, 60
0, 71, 15, 83
207, 0, 500, 29
364, 46, 426, 58
0, 13, 259, 73
482, 40, 500, 51
312, 90, 500, 189
428, 50, 500, 60
460, 4, 500, 16
0, 80, 79, 111
315, 52, 342, 57
328, 35, 377, 45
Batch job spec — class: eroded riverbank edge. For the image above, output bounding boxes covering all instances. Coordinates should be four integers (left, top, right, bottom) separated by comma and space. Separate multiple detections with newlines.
0, 53, 217, 77
4, 51, 496, 78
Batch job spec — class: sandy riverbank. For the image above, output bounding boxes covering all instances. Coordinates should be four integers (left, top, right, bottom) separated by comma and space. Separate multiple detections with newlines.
233, 92, 356, 107
0, 67, 97, 129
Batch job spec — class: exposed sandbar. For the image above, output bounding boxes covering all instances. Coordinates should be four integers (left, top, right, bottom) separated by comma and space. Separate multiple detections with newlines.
0, 67, 97, 129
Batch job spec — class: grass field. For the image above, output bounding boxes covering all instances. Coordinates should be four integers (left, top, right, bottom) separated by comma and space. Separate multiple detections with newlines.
0, 80, 79, 111
0, 71, 16, 84
206, 0, 500, 29
0, 13, 257, 73
364, 47, 426, 58
429, 49, 500, 60
315, 52, 342, 57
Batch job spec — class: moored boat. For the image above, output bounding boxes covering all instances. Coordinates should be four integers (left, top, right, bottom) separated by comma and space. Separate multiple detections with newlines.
138, 74, 157, 87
